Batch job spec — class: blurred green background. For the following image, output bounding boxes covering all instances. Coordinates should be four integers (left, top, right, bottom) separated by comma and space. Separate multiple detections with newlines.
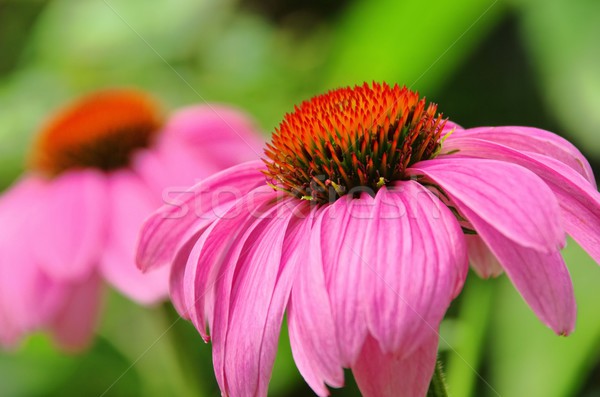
1, 0, 599, 396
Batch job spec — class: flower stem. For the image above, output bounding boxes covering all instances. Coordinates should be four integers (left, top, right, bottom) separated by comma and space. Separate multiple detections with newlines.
427, 360, 449, 397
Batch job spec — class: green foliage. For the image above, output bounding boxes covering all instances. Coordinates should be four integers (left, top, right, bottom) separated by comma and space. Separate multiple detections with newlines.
324, 0, 504, 93
515, 0, 600, 156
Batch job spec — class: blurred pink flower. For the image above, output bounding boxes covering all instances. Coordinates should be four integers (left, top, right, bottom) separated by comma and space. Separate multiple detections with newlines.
0, 89, 263, 350
137, 83, 600, 396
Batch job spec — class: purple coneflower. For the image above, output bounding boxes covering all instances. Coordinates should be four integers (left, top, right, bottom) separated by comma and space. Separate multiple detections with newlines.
138, 82, 600, 396
0, 89, 263, 350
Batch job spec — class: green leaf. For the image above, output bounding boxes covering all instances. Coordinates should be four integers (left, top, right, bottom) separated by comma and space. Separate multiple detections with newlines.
323, 0, 504, 93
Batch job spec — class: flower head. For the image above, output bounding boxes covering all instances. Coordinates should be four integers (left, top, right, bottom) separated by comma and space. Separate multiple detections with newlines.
0, 89, 264, 350
264, 83, 445, 202
31, 90, 162, 175
138, 82, 600, 396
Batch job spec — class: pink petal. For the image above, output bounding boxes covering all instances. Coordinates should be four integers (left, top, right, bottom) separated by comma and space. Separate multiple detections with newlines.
200, 187, 284, 392
218, 199, 305, 397
168, 233, 202, 320
177, 224, 220, 335
319, 195, 375, 366
365, 184, 467, 355
33, 170, 108, 281
410, 158, 565, 253
353, 334, 439, 397
288, 208, 344, 396
536, 156, 600, 265
100, 170, 169, 304
0, 245, 41, 345
443, 137, 600, 265
0, 177, 67, 342
414, 156, 575, 333
176, 186, 278, 343
49, 272, 103, 352
162, 105, 264, 169
462, 207, 576, 334
466, 235, 504, 278
136, 160, 266, 272
172, 202, 258, 339
448, 126, 595, 186
0, 238, 65, 338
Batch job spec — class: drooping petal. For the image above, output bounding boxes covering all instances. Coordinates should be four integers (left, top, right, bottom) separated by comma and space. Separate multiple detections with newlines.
466, 235, 504, 278
447, 126, 595, 185
218, 199, 306, 397
178, 224, 221, 336
0, 237, 65, 342
365, 184, 467, 355
442, 137, 600, 265
413, 157, 575, 334
288, 208, 344, 396
410, 157, 565, 253
319, 195, 374, 366
49, 272, 103, 352
200, 187, 284, 393
33, 170, 108, 281
174, 213, 243, 339
162, 105, 264, 169
462, 208, 575, 334
179, 186, 278, 342
101, 170, 169, 304
168, 233, 202, 320
353, 334, 439, 397
136, 160, 266, 272
539, 156, 600, 265
0, 177, 67, 343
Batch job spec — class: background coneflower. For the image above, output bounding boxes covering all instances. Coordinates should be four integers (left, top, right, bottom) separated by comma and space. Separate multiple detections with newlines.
0, 89, 264, 350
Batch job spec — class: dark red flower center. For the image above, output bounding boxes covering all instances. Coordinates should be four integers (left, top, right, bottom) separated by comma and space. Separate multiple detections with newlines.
30, 89, 163, 176
263, 82, 447, 203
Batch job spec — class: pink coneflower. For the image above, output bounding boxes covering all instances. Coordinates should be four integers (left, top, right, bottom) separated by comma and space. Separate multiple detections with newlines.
0, 89, 263, 350
138, 82, 600, 396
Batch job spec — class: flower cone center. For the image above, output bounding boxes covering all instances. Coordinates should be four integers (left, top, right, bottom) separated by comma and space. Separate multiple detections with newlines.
31, 89, 163, 176
263, 82, 447, 203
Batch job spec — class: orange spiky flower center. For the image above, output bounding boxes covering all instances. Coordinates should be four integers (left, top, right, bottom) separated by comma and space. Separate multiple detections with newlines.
31, 89, 163, 176
263, 82, 447, 203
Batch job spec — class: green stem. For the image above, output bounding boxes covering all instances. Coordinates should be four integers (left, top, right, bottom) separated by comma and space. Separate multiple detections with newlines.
427, 360, 449, 397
